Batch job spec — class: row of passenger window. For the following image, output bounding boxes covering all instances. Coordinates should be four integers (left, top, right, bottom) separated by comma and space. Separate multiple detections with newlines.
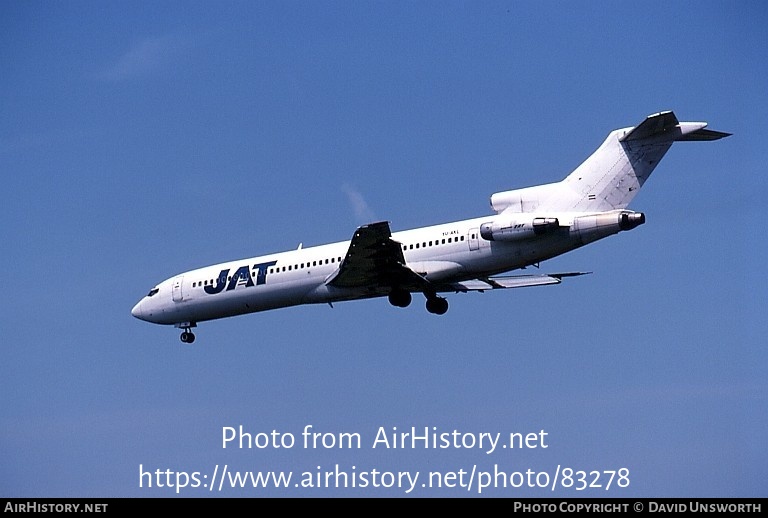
191, 256, 344, 288
191, 234, 468, 288
402, 235, 465, 250
268, 256, 345, 274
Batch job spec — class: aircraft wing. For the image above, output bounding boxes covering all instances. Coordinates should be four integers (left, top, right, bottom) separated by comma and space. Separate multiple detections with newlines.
327, 221, 428, 290
444, 272, 591, 292
327, 222, 589, 293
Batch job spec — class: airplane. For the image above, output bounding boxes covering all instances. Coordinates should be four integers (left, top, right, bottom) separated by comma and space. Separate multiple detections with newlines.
131, 110, 730, 343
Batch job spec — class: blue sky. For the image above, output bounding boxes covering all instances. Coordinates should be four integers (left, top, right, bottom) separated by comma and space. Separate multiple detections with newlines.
1, 0, 766, 497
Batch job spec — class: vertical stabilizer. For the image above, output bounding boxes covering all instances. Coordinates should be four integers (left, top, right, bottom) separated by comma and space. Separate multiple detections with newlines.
490, 111, 730, 214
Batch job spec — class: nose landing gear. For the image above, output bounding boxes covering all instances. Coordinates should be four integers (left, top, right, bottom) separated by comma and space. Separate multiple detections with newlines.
175, 322, 197, 344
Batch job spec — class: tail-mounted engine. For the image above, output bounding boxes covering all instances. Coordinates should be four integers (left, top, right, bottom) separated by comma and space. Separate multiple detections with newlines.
572, 210, 645, 245
480, 217, 560, 242
480, 211, 645, 245
618, 212, 645, 230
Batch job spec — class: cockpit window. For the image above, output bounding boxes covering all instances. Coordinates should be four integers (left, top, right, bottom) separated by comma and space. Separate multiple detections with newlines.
147, 288, 160, 297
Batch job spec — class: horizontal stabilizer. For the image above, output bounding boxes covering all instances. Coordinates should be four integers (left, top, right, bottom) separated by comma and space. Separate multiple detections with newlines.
619, 110, 731, 142
677, 128, 732, 141
447, 272, 590, 292
619, 110, 679, 141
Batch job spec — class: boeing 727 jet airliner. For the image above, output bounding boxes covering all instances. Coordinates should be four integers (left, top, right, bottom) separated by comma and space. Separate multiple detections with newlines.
132, 111, 729, 342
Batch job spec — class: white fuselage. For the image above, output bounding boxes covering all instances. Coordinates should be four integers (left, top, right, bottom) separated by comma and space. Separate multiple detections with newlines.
130, 212, 601, 326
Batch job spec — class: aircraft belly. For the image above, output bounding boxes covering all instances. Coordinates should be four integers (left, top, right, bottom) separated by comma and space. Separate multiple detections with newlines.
464, 235, 585, 277
407, 260, 467, 282
184, 280, 320, 322
303, 284, 386, 304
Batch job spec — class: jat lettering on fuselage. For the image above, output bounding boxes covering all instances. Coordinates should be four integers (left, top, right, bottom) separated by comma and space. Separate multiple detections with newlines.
204, 261, 277, 295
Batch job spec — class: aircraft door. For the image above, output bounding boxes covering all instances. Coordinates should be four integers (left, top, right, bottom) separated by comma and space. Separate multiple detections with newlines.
468, 228, 479, 251
172, 276, 184, 302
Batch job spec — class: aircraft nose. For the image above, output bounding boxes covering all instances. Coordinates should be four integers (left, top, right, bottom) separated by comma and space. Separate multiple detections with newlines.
131, 300, 144, 320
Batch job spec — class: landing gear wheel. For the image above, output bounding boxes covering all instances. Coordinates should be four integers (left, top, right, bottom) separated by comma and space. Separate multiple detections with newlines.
425, 296, 449, 315
388, 290, 412, 308
180, 331, 196, 343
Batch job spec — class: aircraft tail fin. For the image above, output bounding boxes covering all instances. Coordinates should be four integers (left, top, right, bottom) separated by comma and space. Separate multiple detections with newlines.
490, 111, 730, 214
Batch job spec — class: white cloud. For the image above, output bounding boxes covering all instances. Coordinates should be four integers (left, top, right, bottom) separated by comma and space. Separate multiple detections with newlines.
341, 184, 377, 223
99, 35, 182, 81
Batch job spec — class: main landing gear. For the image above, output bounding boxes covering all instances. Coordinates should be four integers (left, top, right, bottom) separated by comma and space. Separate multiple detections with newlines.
176, 322, 197, 343
425, 295, 448, 315
388, 289, 412, 308
388, 290, 449, 315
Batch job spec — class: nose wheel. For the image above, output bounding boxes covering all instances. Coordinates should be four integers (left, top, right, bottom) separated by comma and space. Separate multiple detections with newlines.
175, 322, 197, 343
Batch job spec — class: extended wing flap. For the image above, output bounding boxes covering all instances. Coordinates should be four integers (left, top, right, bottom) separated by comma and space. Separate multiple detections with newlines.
447, 272, 590, 292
